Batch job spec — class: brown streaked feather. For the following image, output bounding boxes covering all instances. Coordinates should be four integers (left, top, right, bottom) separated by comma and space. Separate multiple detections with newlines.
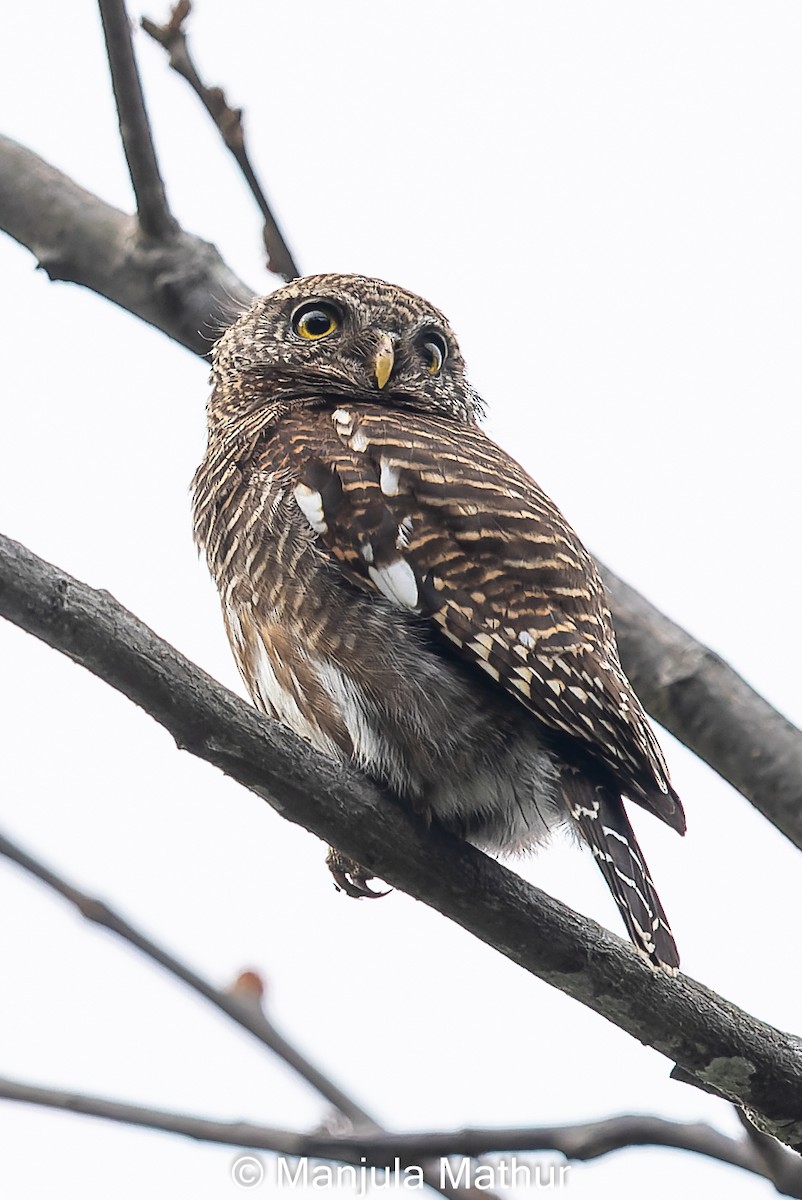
563, 772, 680, 971
265, 403, 684, 834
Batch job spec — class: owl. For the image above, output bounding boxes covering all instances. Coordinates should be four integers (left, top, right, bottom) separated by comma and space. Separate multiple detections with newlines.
192, 274, 685, 973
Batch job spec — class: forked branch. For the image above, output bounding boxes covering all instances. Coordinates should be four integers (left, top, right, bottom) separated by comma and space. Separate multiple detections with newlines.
2, 1074, 801, 1194
0, 827, 373, 1127
141, 0, 299, 280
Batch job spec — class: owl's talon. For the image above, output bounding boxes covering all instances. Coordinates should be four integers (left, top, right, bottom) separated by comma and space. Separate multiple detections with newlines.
326, 847, 390, 899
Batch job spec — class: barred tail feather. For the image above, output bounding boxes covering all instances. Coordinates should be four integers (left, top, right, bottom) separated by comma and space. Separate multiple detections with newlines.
563, 776, 680, 973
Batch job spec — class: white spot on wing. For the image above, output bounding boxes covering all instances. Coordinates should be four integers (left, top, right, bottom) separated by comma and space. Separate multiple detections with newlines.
293, 483, 327, 533
380, 457, 401, 496
332, 408, 368, 452
396, 516, 413, 549
368, 558, 419, 609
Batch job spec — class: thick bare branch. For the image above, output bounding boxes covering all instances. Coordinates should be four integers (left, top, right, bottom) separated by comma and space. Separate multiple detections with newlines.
98, 0, 176, 238
1, 1075, 800, 1193
1, 532, 801, 1148
603, 569, 802, 851
0, 135, 253, 355
0, 827, 373, 1128
141, 1, 299, 280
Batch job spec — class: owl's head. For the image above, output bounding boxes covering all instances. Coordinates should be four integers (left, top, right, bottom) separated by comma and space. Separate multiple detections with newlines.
210, 274, 484, 425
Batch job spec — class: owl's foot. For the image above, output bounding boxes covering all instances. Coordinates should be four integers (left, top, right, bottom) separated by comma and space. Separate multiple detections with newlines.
326, 847, 390, 899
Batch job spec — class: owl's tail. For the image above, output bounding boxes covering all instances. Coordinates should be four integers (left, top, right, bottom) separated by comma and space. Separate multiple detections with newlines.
563, 775, 680, 973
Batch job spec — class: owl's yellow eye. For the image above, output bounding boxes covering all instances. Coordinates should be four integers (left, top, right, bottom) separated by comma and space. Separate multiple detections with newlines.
292, 302, 340, 341
422, 332, 447, 376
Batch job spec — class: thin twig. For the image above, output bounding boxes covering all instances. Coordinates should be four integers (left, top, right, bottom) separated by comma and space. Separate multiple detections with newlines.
1, 1075, 800, 1194
97, 0, 177, 239
0, 829, 481, 1199
2, 532, 802, 1148
0, 827, 372, 1128
141, 1, 299, 280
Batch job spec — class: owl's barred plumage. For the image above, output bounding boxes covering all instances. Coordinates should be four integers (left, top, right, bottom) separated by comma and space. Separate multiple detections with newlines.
193, 273, 685, 972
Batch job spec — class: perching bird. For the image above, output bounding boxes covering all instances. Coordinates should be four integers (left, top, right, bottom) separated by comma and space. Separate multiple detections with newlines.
192, 274, 685, 972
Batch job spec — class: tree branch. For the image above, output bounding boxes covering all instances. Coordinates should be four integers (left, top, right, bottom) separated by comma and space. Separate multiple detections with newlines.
97, 0, 177, 239
602, 569, 802, 851
0, 827, 373, 1128
1, 1075, 800, 1193
0, 836, 486, 1200
0, 812, 491, 1200
0, 844, 485, 1200
0, 135, 252, 355
1, 532, 801, 1149
141, 1, 299, 280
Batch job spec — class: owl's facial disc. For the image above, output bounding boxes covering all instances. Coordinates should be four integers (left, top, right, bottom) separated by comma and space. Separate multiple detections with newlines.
288, 294, 444, 397
217, 274, 483, 423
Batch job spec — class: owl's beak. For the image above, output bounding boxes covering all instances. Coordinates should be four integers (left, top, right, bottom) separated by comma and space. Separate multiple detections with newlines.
373, 334, 395, 391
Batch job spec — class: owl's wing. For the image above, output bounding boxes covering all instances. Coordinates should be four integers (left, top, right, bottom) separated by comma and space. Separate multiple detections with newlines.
270, 402, 683, 832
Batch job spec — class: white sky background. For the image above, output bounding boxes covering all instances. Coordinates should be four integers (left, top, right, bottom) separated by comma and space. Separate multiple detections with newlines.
0, 2, 800, 1197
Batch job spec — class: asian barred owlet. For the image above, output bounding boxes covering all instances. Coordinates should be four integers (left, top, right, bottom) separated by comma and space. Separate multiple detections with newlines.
193, 274, 685, 972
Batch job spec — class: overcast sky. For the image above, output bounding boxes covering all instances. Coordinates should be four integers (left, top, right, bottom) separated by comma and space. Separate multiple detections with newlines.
1, 3, 801, 1198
